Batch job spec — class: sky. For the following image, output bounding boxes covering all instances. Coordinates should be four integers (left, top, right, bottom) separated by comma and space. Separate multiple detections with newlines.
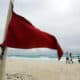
0, 0, 80, 53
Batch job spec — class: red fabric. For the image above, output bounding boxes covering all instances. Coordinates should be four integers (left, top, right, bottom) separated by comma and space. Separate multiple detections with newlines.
1, 11, 63, 60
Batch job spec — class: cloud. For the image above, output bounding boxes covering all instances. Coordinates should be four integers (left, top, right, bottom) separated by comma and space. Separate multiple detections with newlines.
0, 0, 9, 43
0, 0, 80, 51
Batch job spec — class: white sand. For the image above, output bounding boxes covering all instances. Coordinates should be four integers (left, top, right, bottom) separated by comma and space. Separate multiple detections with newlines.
1, 58, 80, 80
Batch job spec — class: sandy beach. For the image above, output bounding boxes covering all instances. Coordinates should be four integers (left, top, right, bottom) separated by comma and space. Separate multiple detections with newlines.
0, 58, 80, 80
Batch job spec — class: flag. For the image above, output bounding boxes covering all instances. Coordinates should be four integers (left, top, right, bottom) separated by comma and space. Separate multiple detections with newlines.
1, 11, 63, 60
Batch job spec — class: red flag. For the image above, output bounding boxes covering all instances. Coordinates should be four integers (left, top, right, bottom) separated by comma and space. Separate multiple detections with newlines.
1, 11, 63, 60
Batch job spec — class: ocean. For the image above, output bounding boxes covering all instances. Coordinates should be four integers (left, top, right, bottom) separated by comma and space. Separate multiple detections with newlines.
7, 52, 80, 62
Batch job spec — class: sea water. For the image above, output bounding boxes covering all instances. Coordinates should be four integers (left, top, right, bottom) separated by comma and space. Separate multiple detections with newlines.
7, 52, 80, 63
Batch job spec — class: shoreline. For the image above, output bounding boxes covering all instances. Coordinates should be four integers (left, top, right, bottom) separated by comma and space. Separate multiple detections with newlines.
7, 56, 79, 64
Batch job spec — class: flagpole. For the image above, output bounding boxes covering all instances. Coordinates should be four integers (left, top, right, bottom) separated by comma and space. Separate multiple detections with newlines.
0, 47, 7, 80
0, 0, 14, 80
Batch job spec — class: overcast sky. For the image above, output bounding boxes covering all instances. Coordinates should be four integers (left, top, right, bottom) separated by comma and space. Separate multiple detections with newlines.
0, 0, 80, 52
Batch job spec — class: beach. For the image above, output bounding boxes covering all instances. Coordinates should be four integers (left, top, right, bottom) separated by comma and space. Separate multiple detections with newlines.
0, 58, 80, 80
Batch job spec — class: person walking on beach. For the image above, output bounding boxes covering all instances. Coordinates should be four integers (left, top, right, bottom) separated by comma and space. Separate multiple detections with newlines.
66, 51, 70, 64
69, 52, 73, 64
77, 56, 80, 63
66, 51, 73, 64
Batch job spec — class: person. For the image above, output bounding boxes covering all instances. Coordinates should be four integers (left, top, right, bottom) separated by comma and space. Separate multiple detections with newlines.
66, 51, 70, 64
77, 56, 80, 63
66, 51, 73, 64
69, 52, 73, 64
0, 46, 6, 59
